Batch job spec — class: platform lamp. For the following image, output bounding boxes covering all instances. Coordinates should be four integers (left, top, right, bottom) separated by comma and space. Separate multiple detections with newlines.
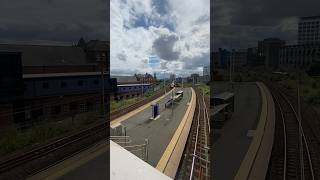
97, 52, 106, 118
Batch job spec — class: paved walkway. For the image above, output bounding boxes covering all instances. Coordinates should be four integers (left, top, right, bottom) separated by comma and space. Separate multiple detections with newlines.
122, 88, 192, 166
212, 82, 261, 180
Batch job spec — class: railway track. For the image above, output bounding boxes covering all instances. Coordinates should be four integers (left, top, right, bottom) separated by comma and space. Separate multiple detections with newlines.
0, 121, 107, 180
110, 87, 170, 120
177, 89, 210, 180
0, 87, 171, 179
267, 83, 316, 180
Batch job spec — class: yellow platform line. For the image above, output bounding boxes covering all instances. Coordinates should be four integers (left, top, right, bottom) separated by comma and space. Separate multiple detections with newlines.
110, 88, 175, 127
156, 88, 196, 173
234, 82, 269, 180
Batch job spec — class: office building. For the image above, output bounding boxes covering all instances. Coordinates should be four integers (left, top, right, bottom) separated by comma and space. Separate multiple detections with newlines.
298, 16, 320, 44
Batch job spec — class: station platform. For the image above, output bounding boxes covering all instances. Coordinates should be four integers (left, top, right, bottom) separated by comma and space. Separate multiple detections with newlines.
116, 87, 196, 179
212, 82, 262, 180
234, 82, 275, 180
28, 87, 196, 179
212, 82, 275, 180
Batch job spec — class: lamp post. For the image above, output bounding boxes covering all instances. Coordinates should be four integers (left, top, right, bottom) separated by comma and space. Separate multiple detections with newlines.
97, 53, 106, 117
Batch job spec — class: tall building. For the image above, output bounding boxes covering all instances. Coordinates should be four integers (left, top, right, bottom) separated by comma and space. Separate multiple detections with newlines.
211, 49, 230, 68
230, 49, 247, 67
258, 38, 285, 68
203, 66, 210, 76
279, 44, 320, 68
247, 47, 265, 66
170, 74, 176, 82
298, 16, 320, 44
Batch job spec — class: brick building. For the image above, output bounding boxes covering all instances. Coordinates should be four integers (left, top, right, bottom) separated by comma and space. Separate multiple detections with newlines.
0, 39, 115, 129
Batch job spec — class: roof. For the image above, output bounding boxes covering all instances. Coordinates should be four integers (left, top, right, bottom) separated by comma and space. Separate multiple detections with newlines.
0, 44, 86, 66
110, 140, 172, 180
112, 76, 138, 83
117, 84, 151, 87
300, 16, 320, 20
211, 103, 230, 116
85, 40, 109, 51
23, 71, 107, 79
176, 90, 183, 94
213, 92, 234, 100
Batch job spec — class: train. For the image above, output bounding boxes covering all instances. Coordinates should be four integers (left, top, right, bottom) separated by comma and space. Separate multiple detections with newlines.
165, 90, 184, 108
170, 81, 175, 88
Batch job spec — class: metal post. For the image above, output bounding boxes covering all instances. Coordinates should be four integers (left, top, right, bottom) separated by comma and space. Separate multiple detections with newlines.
171, 89, 174, 108
141, 77, 143, 97
182, 75, 184, 89
145, 139, 149, 162
124, 126, 127, 147
99, 53, 105, 117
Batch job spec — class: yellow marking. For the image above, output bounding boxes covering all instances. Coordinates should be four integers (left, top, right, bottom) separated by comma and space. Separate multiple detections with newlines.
234, 82, 269, 180
110, 88, 175, 126
156, 88, 196, 172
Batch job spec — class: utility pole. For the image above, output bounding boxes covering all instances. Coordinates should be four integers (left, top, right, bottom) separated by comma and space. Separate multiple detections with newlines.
163, 71, 166, 94
99, 53, 106, 117
182, 75, 184, 89
141, 75, 144, 97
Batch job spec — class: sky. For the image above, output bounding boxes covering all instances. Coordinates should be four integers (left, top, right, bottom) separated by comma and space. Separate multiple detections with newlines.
212, 0, 320, 51
110, 0, 210, 78
0, 0, 108, 45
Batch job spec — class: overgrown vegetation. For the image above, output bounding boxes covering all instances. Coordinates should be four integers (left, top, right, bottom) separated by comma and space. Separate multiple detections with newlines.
0, 111, 100, 156
110, 97, 140, 111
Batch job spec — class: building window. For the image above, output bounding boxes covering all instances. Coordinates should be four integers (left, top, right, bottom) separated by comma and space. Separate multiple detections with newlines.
79, 103, 87, 112
43, 82, 49, 89
78, 80, 84, 86
94, 79, 99, 85
61, 81, 67, 87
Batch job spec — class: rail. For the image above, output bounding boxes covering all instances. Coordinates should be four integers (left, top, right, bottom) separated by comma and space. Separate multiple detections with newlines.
177, 88, 210, 180
267, 83, 315, 180
0, 121, 107, 179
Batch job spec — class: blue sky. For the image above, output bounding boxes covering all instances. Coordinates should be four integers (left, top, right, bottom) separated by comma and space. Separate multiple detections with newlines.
110, 0, 210, 77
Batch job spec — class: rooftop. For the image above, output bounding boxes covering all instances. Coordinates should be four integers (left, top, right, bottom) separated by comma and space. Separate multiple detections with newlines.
300, 16, 320, 20
117, 84, 151, 87
0, 44, 87, 66
23, 72, 108, 79
213, 92, 234, 100
211, 103, 230, 116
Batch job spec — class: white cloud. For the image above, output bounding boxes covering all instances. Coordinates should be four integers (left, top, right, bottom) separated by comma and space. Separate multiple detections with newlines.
110, 0, 209, 77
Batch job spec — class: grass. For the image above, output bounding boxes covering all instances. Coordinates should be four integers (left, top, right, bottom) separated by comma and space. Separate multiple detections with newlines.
0, 111, 100, 156
110, 97, 140, 112
110, 87, 164, 112
197, 83, 210, 95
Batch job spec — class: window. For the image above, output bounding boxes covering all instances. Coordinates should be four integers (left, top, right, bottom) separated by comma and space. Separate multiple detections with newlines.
78, 80, 83, 86
43, 82, 49, 89
61, 81, 67, 87
94, 79, 99, 85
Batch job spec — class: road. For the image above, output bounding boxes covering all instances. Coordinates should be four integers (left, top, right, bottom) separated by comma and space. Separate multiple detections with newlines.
212, 82, 261, 180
